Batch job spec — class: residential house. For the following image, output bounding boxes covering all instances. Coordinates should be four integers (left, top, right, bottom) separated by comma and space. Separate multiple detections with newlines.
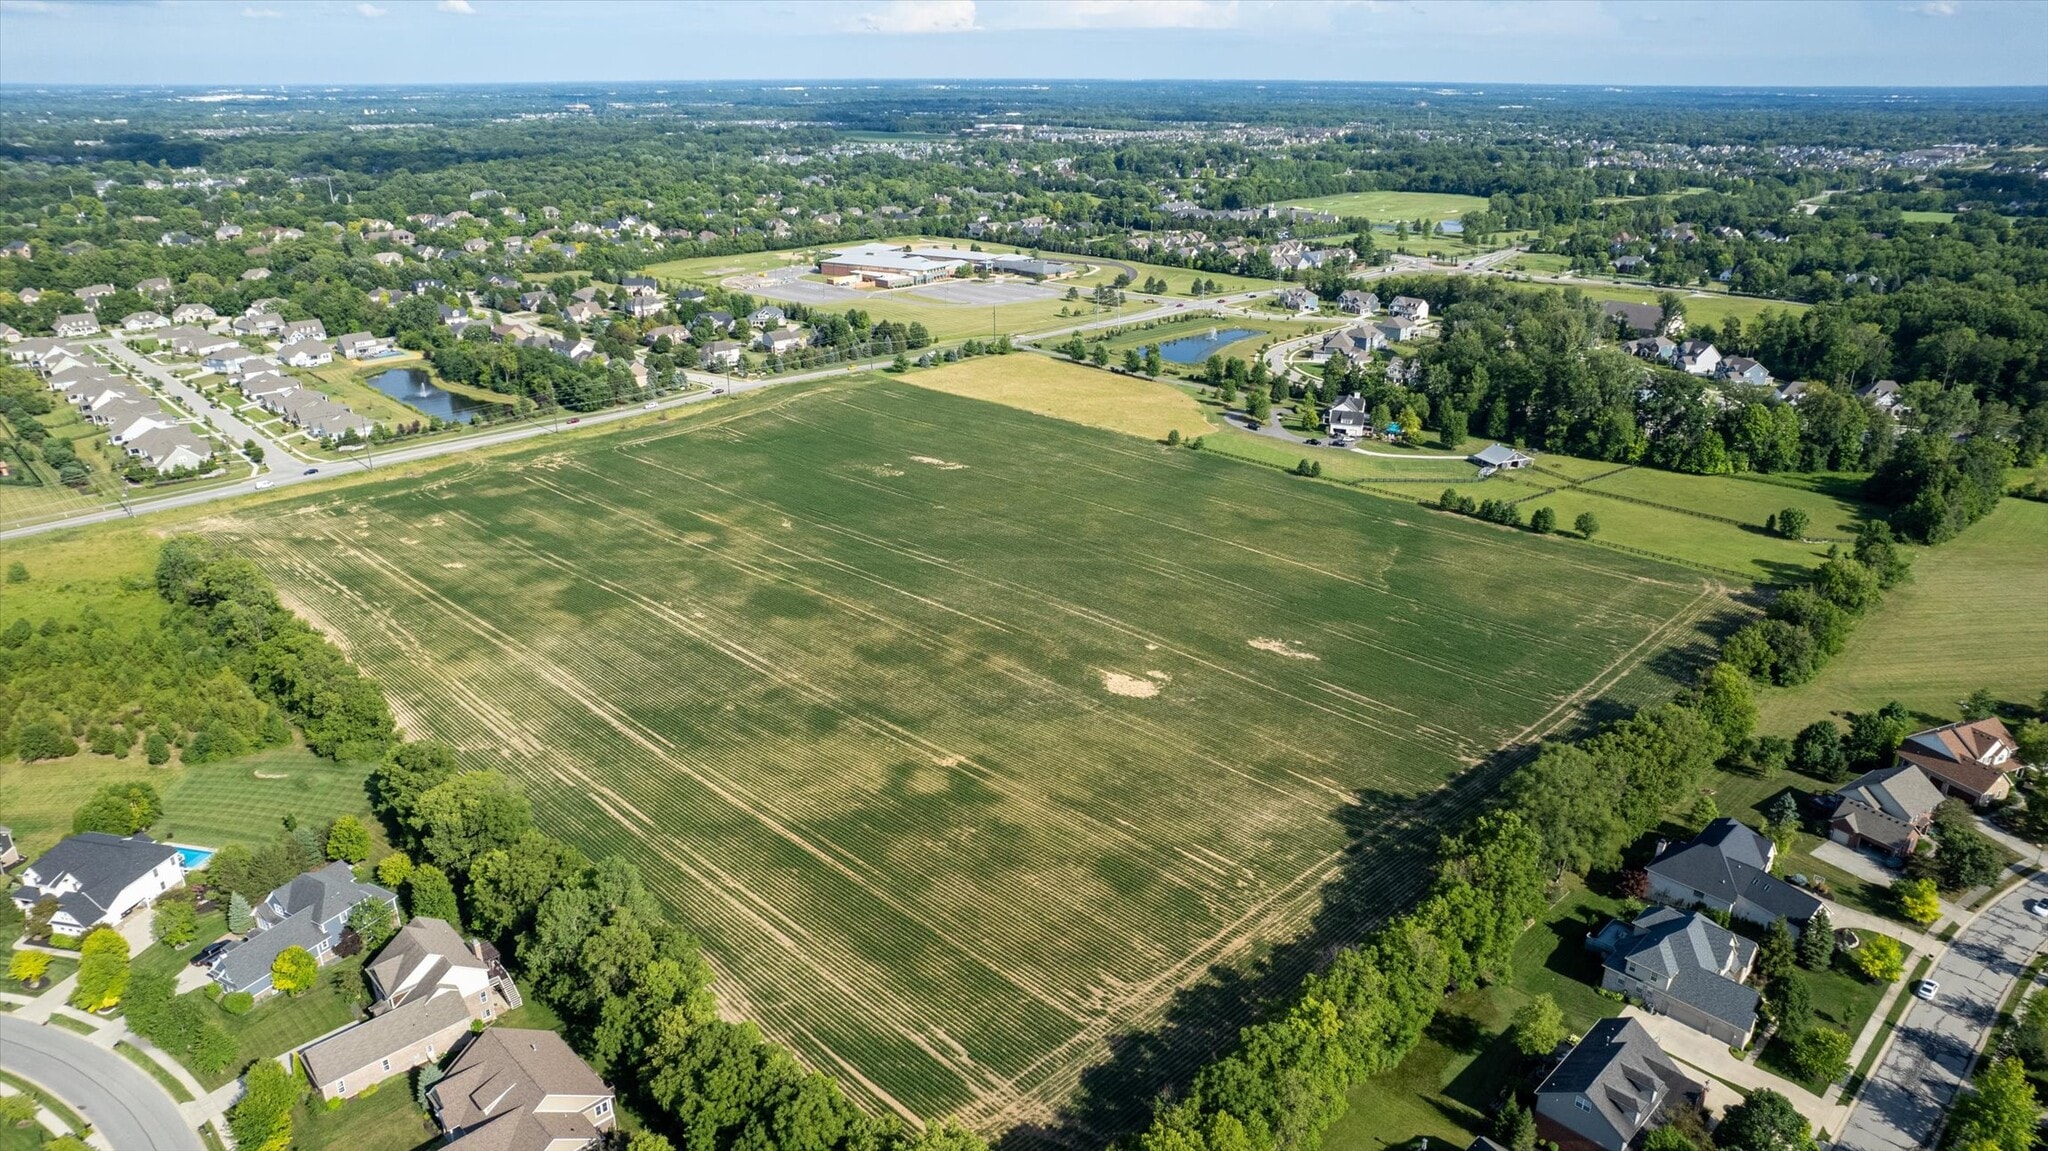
620, 276, 660, 297
234, 313, 285, 337
1676, 341, 1721, 376
300, 917, 522, 1101
1643, 818, 1822, 932
214, 223, 244, 240
1600, 301, 1681, 338
429, 1029, 616, 1151
136, 277, 173, 297
0, 323, 18, 345
1533, 1017, 1702, 1151
748, 306, 787, 328
1318, 326, 1386, 365
674, 288, 708, 305
1896, 717, 2024, 806
0, 825, 19, 870
17, 288, 41, 305
202, 347, 265, 374
171, 304, 218, 325
1659, 223, 1699, 244
517, 291, 549, 312
1588, 907, 1759, 1047
10, 834, 184, 933
757, 327, 807, 354
75, 284, 116, 308
169, 330, 240, 358
701, 310, 734, 332
282, 319, 327, 343
1715, 356, 1772, 387
563, 301, 605, 325
1325, 394, 1372, 440
54, 314, 101, 338
209, 862, 398, 997
641, 325, 691, 347
1378, 317, 1422, 344
1625, 336, 1677, 364
278, 340, 334, 368
0, 240, 30, 260
1775, 380, 1810, 404
240, 268, 272, 283
700, 340, 744, 369
1611, 256, 1646, 274
1829, 764, 1945, 864
1277, 287, 1318, 313
159, 231, 199, 248
1858, 379, 1905, 414
1389, 295, 1430, 321
337, 332, 393, 359
1337, 290, 1380, 316
120, 311, 171, 332
1469, 444, 1533, 471
125, 426, 213, 474
620, 296, 664, 320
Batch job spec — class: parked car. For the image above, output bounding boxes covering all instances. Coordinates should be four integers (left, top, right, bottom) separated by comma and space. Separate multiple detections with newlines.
1914, 980, 1940, 1002
2028, 899, 2048, 920
189, 939, 233, 968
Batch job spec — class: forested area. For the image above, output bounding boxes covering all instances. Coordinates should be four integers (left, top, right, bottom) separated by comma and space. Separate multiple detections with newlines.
0, 537, 391, 764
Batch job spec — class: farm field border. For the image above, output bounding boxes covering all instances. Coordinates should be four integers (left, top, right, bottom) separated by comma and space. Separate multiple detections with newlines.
211, 378, 1727, 1133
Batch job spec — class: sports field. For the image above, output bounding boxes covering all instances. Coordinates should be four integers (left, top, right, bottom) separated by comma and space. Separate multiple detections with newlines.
210, 377, 1720, 1131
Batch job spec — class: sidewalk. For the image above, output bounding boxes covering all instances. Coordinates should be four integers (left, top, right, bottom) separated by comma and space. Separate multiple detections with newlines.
1623, 1007, 1852, 1136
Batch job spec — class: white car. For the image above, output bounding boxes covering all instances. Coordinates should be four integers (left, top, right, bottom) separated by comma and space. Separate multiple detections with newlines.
2027, 899, 2048, 920
253, 480, 274, 490
1914, 980, 1940, 1002
643, 401, 659, 409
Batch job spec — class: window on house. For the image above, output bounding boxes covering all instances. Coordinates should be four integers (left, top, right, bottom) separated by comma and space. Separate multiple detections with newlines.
381, 1058, 391, 1072
336, 1079, 346, 1094
1575, 1096, 1591, 1112
595, 1100, 611, 1117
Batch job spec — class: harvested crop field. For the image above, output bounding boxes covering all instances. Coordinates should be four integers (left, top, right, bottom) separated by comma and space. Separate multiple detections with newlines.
213, 377, 1725, 1133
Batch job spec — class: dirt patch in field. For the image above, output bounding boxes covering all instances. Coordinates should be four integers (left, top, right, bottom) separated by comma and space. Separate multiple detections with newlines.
442, 562, 467, 569
1248, 637, 1320, 660
253, 771, 289, 780
863, 465, 906, 478
1099, 671, 1160, 698
909, 455, 967, 470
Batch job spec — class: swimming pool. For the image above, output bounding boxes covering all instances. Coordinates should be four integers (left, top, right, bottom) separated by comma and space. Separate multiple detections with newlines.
172, 844, 216, 870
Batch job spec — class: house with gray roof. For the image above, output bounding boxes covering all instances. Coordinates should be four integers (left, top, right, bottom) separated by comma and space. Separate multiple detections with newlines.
209, 861, 396, 997
11, 833, 184, 933
171, 304, 218, 325
1830, 764, 1944, 863
300, 917, 521, 1100
1534, 1016, 1701, 1151
1644, 817, 1821, 932
125, 426, 213, 474
1326, 394, 1372, 441
1589, 907, 1759, 1047
1337, 289, 1380, 316
429, 1028, 616, 1151
54, 314, 100, 338
0, 825, 19, 870
1469, 444, 1532, 471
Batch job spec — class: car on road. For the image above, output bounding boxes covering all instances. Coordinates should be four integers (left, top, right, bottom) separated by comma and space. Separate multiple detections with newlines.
711, 387, 726, 395
567, 417, 581, 424
1306, 438, 1322, 446
302, 467, 319, 476
189, 939, 233, 968
2028, 899, 2048, 920
254, 480, 274, 490
1914, 979, 1940, 1001
643, 401, 658, 409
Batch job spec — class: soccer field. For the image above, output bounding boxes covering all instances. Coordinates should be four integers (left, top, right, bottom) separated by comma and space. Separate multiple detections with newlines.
213, 378, 1721, 1130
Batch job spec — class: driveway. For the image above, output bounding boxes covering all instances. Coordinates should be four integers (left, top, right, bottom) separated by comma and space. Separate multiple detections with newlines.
0, 1015, 199, 1151
1837, 869, 2048, 1151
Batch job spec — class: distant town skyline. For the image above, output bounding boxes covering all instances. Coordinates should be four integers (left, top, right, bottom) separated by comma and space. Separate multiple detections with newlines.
2, 0, 2045, 88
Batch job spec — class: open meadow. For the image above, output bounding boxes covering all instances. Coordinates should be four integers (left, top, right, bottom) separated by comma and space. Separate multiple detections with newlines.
1278, 191, 1490, 224
207, 376, 1724, 1130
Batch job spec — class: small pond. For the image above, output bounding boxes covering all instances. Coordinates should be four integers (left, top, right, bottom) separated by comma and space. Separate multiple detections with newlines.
364, 368, 499, 424
1154, 327, 1261, 364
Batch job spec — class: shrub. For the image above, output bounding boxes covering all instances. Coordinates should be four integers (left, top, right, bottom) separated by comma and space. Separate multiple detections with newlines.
8, 950, 51, 985
220, 991, 256, 1015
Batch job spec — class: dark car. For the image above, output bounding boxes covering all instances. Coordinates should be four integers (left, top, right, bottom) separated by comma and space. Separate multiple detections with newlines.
189, 939, 233, 968
1306, 438, 1322, 446
567, 417, 581, 425
302, 467, 319, 475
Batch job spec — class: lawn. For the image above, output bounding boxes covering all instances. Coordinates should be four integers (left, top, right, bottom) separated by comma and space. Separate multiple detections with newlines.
1755, 498, 2048, 731
1544, 282, 1808, 331
290, 1078, 440, 1151
213, 375, 1720, 1130
204, 956, 367, 1089
1279, 191, 1491, 225
1757, 947, 1900, 1093
1323, 879, 1627, 1151
1575, 466, 1876, 541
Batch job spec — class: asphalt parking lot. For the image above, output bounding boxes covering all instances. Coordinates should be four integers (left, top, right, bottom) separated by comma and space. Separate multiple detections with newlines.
906, 279, 1058, 304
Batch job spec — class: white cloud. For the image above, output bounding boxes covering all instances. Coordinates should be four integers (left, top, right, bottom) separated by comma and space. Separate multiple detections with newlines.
1906, 0, 1958, 13
355, 2, 387, 15
846, 0, 979, 34
1013, 0, 1240, 30
437, 0, 476, 12
242, 6, 282, 17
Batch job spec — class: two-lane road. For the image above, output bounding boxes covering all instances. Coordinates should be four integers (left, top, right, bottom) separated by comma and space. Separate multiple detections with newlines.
0, 1015, 198, 1150
1837, 870, 2048, 1151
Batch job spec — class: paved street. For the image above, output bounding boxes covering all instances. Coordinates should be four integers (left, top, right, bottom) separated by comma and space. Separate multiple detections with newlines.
1837, 869, 2048, 1151
0, 1014, 200, 1151
95, 337, 294, 469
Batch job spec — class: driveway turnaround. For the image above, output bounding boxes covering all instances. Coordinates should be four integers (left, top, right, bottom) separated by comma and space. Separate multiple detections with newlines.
1837, 870, 2048, 1151
0, 1015, 199, 1151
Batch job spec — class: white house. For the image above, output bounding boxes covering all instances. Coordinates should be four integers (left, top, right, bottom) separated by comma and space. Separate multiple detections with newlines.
11, 834, 185, 933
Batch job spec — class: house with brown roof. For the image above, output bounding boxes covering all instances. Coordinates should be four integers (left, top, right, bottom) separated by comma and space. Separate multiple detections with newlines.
300, 917, 521, 1100
429, 1029, 615, 1151
1829, 764, 1944, 863
1897, 717, 2023, 806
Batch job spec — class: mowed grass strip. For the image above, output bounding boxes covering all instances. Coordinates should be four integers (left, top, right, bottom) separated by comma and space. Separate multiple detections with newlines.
217, 377, 1715, 1127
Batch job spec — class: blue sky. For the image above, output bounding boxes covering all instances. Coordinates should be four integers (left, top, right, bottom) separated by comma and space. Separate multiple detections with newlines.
2, 0, 2044, 87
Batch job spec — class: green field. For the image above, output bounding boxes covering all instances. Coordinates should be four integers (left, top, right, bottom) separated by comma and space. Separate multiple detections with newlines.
1545, 282, 1808, 330
1279, 191, 1490, 224
1756, 497, 2048, 731
210, 376, 1721, 1129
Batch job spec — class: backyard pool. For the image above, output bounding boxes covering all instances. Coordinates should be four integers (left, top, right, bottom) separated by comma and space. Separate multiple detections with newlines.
1155, 327, 1260, 364
171, 844, 216, 870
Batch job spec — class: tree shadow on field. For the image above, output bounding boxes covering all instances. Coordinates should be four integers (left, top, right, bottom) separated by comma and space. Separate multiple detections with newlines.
999, 741, 1545, 1151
